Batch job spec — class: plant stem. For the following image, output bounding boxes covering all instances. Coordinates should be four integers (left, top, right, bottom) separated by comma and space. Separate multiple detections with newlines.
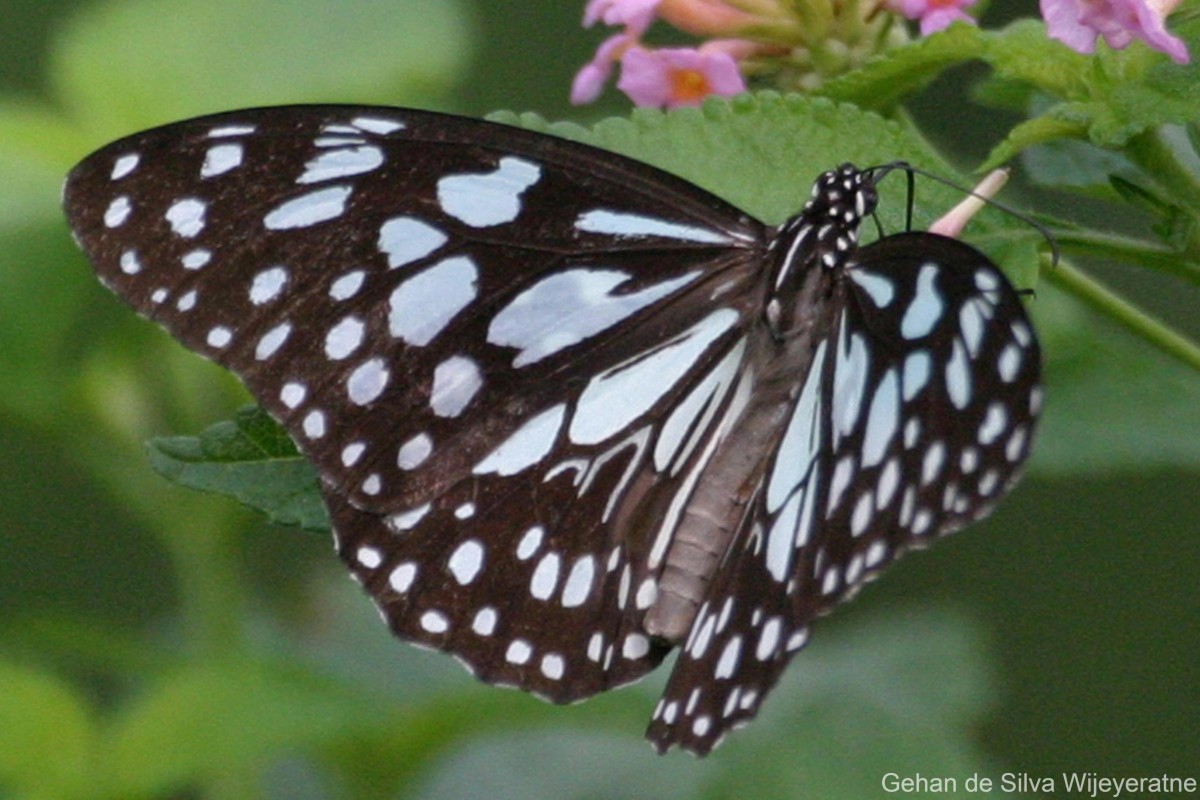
1045, 260, 1200, 374
1054, 229, 1200, 288
1124, 129, 1200, 255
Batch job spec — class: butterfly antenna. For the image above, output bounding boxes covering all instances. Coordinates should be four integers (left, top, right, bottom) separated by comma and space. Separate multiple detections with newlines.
866, 161, 1060, 266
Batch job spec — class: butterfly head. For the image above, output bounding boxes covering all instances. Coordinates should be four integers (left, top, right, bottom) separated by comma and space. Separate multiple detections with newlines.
802, 163, 878, 234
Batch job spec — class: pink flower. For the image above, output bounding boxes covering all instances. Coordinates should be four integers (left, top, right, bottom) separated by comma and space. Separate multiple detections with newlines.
889, 0, 979, 35
1040, 0, 1190, 63
583, 0, 662, 35
657, 0, 772, 36
616, 46, 747, 108
571, 33, 638, 104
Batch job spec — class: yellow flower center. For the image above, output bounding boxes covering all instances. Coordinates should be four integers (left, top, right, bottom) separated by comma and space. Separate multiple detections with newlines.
669, 68, 712, 103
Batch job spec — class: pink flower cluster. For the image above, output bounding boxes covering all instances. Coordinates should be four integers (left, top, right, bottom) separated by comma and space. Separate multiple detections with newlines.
571, 0, 756, 109
1040, 0, 1189, 64
573, 0, 1190, 108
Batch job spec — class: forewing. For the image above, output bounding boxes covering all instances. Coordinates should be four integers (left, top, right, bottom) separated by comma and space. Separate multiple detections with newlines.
62, 105, 763, 514
647, 232, 1042, 753
63, 105, 769, 702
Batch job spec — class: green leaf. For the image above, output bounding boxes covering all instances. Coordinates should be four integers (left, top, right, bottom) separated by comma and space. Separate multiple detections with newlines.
494, 92, 965, 227
0, 660, 97, 800
107, 657, 394, 798
147, 406, 328, 531
820, 23, 985, 113
979, 113, 1089, 172
982, 19, 1094, 101
979, 12, 1200, 160
50, 0, 475, 142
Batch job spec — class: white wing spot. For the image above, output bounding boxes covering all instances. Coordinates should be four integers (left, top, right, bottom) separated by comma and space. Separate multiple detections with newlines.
516, 526, 544, 560
767, 339, 826, 511
587, 632, 604, 662
297, 146, 383, 183
176, 290, 197, 312
206, 326, 233, 348
530, 552, 561, 600
850, 492, 873, 536
111, 153, 140, 180
324, 315, 365, 360
388, 256, 478, 346
351, 116, 405, 135
635, 578, 657, 610
714, 635, 743, 679
166, 198, 207, 238
397, 433, 433, 470
206, 124, 256, 138
575, 209, 731, 244
347, 358, 390, 405
959, 300, 987, 356
119, 250, 142, 274
377, 216, 447, 269
921, 441, 946, 485
341, 441, 366, 467
430, 355, 483, 417
182, 249, 212, 270
201, 143, 243, 177
388, 506, 432, 532
302, 410, 326, 439
622, 633, 650, 660
505, 639, 533, 665
454, 502, 476, 520
1006, 425, 1029, 462
355, 546, 382, 569
104, 196, 132, 227
471, 607, 497, 636
861, 368, 899, 468
540, 654, 565, 680
978, 402, 1009, 445
264, 185, 351, 230
902, 350, 932, 401
900, 264, 944, 339
832, 321, 870, 440
473, 404, 565, 476
975, 268, 1000, 291
487, 269, 698, 368
945, 338, 972, 410
849, 269, 895, 307
255, 322, 292, 361
866, 540, 888, 567
569, 308, 738, 445
448, 539, 485, 585
420, 610, 449, 634
756, 617, 782, 660
438, 156, 541, 227
389, 562, 417, 593
561, 555, 596, 608
249, 266, 289, 305
330, 270, 366, 300
786, 628, 809, 652
280, 382, 307, 409
998, 343, 1022, 383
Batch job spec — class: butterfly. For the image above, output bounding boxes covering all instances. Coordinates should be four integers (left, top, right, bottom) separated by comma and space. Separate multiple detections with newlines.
63, 105, 1042, 755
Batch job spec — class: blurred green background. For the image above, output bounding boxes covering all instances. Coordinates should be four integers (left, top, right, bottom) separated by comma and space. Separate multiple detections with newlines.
1, 1, 1197, 798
